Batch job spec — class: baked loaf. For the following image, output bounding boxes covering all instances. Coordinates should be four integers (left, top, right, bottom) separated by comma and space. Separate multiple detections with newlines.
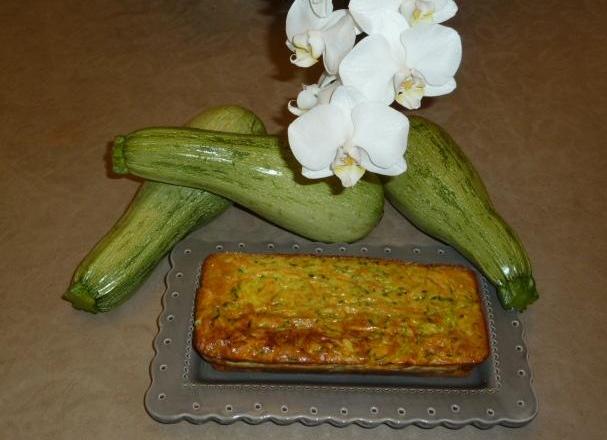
194, 252, 489, 375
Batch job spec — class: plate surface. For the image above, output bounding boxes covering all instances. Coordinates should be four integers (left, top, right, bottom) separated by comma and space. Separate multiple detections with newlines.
145, 239, 537, 429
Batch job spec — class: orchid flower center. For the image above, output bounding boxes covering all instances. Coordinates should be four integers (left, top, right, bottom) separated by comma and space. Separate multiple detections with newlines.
396, 71, 426, 109
332, 146, 366, 188
290, 31, 324, 68
411, 1, 436, 24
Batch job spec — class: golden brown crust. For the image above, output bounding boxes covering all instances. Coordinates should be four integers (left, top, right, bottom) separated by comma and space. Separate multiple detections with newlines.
194, 252, 489, 375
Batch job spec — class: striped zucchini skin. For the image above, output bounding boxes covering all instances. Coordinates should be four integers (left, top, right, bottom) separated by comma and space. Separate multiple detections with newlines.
384, 116, 538, 311
112, 129, 384, 244
64, 106, 266, 313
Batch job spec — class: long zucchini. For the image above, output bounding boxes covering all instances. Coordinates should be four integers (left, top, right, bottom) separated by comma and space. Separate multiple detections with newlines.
384, 116, 538, 311
64, 106, 266, 313
111, 129, 384, 243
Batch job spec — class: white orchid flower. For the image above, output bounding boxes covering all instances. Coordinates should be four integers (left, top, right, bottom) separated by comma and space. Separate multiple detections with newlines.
400, 0, 458, 25
288, 86, 409, 187
339, 22, 461, 109
286, 0, 357, 74
287, 74, 340, 116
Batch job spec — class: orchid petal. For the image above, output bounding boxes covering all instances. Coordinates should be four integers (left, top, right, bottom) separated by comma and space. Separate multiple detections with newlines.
323, 9, 349, 28
349, 0, 403, 35
424, 77, 456, 96
359, 152, 407, 176
329, 85, 367, 115
349, 1, 410, 59
302, 166, 333, 179
288, 104, 349, 171
309, 0, 333, 18
432, 0, 458, 23
401, 24, 461, 86
339, 35, 400, 104
350, 102, 409, 169
320, 13, 357, 74
286, 0, 332, 38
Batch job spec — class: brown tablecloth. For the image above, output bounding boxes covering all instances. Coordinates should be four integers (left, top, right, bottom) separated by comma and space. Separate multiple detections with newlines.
1, 0, 605, 438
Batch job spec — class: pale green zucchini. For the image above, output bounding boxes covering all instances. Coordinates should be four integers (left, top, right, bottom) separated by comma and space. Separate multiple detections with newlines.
111, 129, 384, 243
64, 106, 266, 313
384, 116, 538, 311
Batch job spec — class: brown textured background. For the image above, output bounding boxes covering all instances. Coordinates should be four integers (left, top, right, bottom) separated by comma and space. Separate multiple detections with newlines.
1, 0, 605, 438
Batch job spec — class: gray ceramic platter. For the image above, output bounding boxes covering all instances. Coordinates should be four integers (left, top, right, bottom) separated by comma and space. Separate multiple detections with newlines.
145, 239, 537, 429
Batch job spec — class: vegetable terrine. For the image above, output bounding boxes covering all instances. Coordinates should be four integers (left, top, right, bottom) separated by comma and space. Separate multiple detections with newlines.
194, 252, 489, 375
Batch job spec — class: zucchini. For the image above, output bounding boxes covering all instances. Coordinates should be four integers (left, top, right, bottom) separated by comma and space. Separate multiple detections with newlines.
64, 106, 267, 313
384, 116, 538, 311
111, 129, 384, 243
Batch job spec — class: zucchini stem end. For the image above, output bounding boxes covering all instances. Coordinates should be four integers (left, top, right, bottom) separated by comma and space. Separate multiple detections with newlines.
63, 283, 98, 313
112, 136, 128, 174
